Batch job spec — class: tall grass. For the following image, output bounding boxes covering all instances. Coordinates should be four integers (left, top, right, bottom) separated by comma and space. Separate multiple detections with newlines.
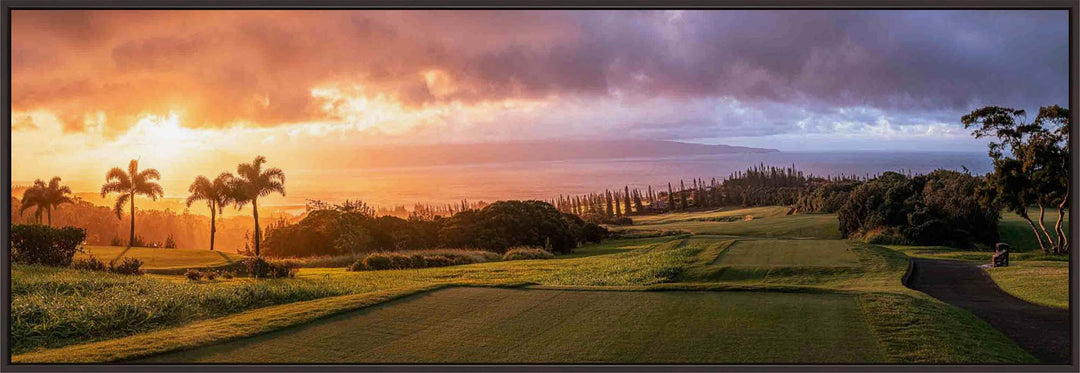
10, 265, 352, 354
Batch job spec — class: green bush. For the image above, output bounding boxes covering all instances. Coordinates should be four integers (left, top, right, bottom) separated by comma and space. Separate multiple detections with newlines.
109, 257, 143, 275
348, 249, 500, 271
503, 246, 555, 261
10, 225, 86, 267
242, 257, 300, 279
70, 256, 107, 272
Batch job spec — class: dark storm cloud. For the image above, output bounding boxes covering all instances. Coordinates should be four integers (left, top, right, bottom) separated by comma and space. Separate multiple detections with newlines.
11, 10, 1068, 137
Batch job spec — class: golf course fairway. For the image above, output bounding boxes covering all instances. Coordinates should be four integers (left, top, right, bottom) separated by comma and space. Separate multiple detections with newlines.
137, 287, 884, 363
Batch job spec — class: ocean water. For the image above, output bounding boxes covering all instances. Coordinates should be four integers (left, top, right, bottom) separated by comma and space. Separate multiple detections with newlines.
276, 151, 993, 209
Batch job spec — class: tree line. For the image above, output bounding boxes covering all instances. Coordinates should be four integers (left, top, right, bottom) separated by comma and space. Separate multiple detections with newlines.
260, 200, 608, 258
18, 155, 288, 257
547, 165, 867, 223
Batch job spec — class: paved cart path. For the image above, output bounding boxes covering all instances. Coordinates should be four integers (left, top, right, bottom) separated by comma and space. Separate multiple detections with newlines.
906, 258, 1070, 364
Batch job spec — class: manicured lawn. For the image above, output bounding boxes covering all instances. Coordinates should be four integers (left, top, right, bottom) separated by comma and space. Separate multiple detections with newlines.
986, 261, 1069, 309
714, 239, 859, 267
632, 213, 840, 239
998, 212, 1069, 252
631, 206, 791, 225
77, 245, 245, 270
138, 287, 884, 363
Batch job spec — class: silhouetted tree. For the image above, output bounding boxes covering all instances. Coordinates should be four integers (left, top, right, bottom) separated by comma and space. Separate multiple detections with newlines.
230, 156, 286, 257
185, 172, 235, 251
101, 160, 163, 247
20, 177, 74, 226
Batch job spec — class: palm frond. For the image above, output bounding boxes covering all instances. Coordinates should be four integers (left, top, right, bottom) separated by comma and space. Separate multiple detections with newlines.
113, 193, 130, 220
101, 181, 129, 197
127, 159, 139, 178
138, 182, 165, 200
260, 181, 287, 197
138, 168, 161, 181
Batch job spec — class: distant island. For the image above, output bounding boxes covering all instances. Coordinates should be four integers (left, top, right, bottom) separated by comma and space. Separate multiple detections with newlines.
336, 140, 778, 169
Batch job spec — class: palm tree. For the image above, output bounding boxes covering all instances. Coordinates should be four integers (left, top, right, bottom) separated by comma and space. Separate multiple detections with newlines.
19, 177, 75, 226
186, 172, 235, 251
19, 182, 46, 224
101, 160, 163, 247
231, 156, 285, 257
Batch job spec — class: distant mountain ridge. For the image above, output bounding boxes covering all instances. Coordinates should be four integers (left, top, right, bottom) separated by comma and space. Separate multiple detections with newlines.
338, 140, 777, 169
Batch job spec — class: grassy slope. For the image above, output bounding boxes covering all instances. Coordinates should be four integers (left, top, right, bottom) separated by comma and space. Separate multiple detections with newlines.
632, 213, 840, 239
13, 206, 1037, 363
77, 245, 245, 270
139, 288, 883, 363
986, 261, 1070, 309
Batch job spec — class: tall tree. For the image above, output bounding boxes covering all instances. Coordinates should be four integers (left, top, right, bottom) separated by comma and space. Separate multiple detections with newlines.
231, 156, 286, 257
186, 172, 235, 251
963, 105, 1071, 255
101, 160, 163, 247
20, 177, 76, 226
667, 183, 675, 212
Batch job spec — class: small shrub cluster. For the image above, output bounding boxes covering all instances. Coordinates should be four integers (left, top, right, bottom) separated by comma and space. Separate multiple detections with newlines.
347, 249, 500, 271
10, 225, 87, 267
184, 269, 221, 281
163, 234, 177, 249
241, 257, 300, 279
502, 246, 555, 261
70, 256, 107, 272
69, 256, 143, 275
110, 257, 144, 275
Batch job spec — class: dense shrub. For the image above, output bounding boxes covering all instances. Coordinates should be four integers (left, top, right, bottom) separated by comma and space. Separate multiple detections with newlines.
264, 200, 607, 258
440, 201, 579, 254
503, 247, 555, 261
10, 225, 86, 267
109, 257, 144, 275
838, 170, 998, 248
239, 257, 298, 278
70, 256, 107, 272
184, 269, 203, 281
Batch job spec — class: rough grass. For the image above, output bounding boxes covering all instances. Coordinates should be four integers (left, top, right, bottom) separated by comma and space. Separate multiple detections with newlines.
9, 265, 359, 355
77, 245, 245, 271
859, 292, 1037, 363
986, 261, 1069, 309
137, 287, 884, 364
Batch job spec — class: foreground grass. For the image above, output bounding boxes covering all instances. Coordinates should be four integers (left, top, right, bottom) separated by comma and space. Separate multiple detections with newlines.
859, 292, 1037, 363
986, 261, 1069, 309
11, 237, 684, 355
138, 287, 884, 363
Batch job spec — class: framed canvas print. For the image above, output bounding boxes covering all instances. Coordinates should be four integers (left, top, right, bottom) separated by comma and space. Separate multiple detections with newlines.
2, 1, 1076, 371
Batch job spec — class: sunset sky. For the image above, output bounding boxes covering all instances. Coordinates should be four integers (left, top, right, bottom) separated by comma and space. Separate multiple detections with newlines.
11, 10, 1069, 203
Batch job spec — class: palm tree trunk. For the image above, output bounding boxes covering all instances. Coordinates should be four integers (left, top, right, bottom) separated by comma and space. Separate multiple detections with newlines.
209, 205, 217, 251
252, 198, 261, 257
129, 192, 136, 247
47, 207, 52, 226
